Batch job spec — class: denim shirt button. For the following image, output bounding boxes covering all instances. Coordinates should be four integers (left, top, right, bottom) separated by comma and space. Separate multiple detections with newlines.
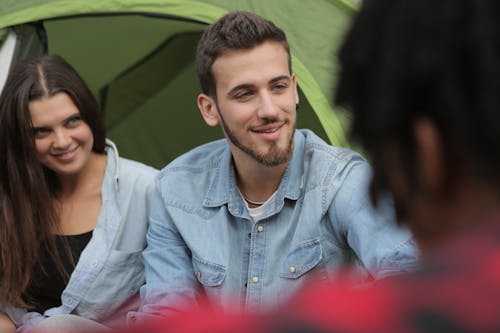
252, 276, 259, 283
289, 266, 296, 273
257, 226, 264, 232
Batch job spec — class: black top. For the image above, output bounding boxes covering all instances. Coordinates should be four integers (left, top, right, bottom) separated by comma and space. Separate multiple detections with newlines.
23, 230, 93, 313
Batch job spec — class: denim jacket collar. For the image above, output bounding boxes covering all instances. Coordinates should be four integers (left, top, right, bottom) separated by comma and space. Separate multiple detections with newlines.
100, 139, 122, 245
105, 138, 120, 189
203, 130, 305, 214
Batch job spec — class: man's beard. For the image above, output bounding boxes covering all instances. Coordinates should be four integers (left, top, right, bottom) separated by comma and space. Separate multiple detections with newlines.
217, 107, 294, 167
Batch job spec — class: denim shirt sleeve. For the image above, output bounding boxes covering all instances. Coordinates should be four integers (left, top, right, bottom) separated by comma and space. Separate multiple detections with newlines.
127, 183, 199, 325
328, 159, 419, 279
0, 303, 45, 333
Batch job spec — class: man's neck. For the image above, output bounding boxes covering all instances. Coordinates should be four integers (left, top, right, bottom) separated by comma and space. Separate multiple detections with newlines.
233, 154, 289, 204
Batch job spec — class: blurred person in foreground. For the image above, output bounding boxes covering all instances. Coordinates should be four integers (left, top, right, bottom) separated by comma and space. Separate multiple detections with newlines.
122, 0, 500, 332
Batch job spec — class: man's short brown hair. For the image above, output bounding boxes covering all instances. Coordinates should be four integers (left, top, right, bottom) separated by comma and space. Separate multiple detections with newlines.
196, 11, 291, 98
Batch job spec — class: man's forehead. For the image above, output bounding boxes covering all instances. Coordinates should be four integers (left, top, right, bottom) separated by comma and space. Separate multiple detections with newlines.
211, 41, 291, 89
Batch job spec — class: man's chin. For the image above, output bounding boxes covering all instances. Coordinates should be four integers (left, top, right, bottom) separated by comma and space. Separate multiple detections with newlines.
253, 148, 292, 167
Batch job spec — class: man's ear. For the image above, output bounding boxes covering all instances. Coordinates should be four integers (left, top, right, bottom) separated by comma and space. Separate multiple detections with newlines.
197, 93, 220, 127
414, 117, 445, 193
292, 73, 299, 104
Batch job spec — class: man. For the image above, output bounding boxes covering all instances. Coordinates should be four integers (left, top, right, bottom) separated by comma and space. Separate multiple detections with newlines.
238, 0, 500, 331
128, 11, 417, 324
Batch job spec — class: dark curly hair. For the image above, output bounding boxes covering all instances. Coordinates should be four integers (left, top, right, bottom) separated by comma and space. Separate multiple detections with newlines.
335, 0, 500, 199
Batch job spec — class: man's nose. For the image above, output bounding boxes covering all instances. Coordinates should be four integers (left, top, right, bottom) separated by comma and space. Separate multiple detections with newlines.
257, 92, 279, 119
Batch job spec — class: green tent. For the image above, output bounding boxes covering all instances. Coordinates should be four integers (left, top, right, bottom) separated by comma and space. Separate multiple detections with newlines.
0, 0, 355, 168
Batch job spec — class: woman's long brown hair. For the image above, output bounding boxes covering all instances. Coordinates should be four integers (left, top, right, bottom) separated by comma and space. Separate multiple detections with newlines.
0, 55, 106, 307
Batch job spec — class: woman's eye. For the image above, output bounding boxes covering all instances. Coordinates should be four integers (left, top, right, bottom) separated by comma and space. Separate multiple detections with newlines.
33, 128, 50, 138
66, 116, 82, 127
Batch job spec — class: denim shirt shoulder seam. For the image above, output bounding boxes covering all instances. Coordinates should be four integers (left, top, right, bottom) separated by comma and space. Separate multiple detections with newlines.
157, 160, 225, 215
322, 149, 362, 218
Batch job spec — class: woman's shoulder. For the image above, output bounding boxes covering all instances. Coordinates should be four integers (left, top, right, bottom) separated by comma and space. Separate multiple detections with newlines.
104, 139, 158, 181
118, 157, 159, 181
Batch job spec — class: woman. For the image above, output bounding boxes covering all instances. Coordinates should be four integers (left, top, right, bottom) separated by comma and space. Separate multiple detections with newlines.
0, 55, 158, 332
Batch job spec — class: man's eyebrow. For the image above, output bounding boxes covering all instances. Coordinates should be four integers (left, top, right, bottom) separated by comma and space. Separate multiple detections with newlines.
269, 75, 291, 84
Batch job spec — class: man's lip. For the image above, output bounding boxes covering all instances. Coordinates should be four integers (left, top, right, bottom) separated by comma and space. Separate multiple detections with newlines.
251, 122, 285, 133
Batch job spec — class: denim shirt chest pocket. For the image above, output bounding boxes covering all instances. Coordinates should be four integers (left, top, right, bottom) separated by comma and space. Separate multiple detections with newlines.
77, 249, 144, 320
192, 255, 226, 303
279, 239, 325, 301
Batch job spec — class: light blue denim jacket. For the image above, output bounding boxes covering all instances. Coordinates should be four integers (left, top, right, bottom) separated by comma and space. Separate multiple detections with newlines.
0, 140, 158, 332
130, 129, 418, 323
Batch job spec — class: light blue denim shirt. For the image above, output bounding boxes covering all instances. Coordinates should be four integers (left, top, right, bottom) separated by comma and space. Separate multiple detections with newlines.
130, 129, 418, 323
0, 140, 158, 332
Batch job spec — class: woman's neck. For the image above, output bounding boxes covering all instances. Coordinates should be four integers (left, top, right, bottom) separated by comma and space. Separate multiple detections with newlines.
57, 152, 107, 197
54, 153, 107, 235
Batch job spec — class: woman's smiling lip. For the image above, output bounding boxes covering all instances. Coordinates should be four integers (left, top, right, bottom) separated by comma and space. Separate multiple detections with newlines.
52, 146, 78, 162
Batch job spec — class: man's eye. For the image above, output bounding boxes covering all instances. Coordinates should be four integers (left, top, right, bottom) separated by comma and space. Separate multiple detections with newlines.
273, 84, 288, 91
235, 91, 253, 100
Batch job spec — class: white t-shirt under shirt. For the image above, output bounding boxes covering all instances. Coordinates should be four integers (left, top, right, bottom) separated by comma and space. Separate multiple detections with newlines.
239, 190, 278, 222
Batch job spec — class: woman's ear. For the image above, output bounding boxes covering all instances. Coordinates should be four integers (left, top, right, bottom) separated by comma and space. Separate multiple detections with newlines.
414, 117, 445, 194
197, 93, 220, 127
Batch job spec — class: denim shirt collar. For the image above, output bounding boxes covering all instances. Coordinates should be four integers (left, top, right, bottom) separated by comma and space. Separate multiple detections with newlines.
105, 138, 120, 188
203, 130, 305, 215
50, 139, 122, 316
101, 139, 121, 243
